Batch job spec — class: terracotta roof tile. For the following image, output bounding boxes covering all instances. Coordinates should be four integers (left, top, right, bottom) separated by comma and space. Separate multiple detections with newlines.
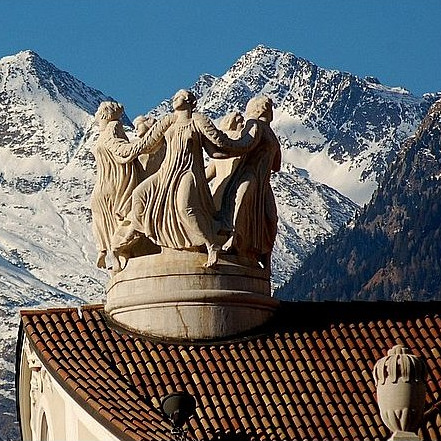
19, 301, 441, 441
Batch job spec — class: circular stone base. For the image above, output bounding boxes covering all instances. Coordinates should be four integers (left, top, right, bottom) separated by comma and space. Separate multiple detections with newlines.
104, 249, 279, 340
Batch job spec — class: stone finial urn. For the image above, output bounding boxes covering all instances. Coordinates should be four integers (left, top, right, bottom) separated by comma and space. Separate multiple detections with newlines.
373, 345, 427, 437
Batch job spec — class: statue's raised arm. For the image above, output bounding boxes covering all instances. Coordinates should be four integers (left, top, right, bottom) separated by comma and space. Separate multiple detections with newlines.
194, 112, 260, 159
134, 114, 175, 156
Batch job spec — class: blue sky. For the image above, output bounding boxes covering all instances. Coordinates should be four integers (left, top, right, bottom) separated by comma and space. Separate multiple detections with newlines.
1, 1, 440, 119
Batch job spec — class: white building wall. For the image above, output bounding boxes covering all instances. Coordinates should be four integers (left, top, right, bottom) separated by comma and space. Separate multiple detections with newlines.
19, 336, 120, 441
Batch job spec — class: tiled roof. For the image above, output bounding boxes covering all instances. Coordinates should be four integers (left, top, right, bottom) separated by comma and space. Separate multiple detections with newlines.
19, 301, 441, 441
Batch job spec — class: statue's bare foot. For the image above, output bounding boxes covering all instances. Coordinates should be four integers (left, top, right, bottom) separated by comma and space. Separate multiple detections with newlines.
204, 244, 220, 268
111, 252, 122, 273
96, 251, 107, 268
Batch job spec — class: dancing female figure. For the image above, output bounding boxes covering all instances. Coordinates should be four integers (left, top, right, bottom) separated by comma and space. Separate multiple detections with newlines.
219, 96, 281, 268
90, 101, 140, 269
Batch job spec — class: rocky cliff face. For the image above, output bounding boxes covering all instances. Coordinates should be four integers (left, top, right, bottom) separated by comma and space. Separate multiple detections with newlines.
277, 98, 441, 302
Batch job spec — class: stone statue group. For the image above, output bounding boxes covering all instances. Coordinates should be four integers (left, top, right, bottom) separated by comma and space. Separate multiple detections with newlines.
90, 89, 281, 273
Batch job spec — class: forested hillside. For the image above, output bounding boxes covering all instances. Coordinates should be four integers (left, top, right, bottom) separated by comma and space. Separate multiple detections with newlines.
277, 98, 441, 301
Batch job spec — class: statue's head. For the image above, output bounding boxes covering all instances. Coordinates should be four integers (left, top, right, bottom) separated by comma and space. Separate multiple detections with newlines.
95, 101, 124, 122
245, 96, 273, 122
172, 89, 197, 111
133, 115, 156, 137
219, 111, 244, 132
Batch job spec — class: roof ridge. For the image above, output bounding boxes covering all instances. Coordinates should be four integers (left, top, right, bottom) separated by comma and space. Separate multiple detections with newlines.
20, 303, 104, 316
20, 306, 78, 316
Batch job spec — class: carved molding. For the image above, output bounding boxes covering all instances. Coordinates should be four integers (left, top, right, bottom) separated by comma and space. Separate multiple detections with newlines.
24, 340, 54, 439
373, 345, 427, 385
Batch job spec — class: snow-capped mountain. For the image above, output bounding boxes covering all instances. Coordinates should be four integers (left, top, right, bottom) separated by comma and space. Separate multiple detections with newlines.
0, 50, 113, 439
153, 45, 439, 205
0, 46, 438, 439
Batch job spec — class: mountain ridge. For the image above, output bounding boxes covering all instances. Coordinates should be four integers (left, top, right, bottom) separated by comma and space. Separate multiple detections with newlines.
151, 45, 439, 205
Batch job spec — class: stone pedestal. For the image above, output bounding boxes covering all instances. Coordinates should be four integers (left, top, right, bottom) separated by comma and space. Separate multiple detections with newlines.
104, 249, 279, 340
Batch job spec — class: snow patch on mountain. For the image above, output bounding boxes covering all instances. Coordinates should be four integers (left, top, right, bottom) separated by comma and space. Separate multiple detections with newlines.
282, 147, 378, 205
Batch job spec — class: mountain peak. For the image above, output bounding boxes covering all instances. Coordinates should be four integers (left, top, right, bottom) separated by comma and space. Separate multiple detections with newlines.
242, 44, 301, 65
364, 75, 381, 84
1, 49, 46, 68
0, 50, 123, 120
426, 97, 441, 119
1, 49, 63, 86
248, 44, 284, 56
16, 49, 40, 60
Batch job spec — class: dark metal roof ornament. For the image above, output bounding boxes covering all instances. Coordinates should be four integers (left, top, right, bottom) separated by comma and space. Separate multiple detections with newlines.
161, 392, 196, 441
